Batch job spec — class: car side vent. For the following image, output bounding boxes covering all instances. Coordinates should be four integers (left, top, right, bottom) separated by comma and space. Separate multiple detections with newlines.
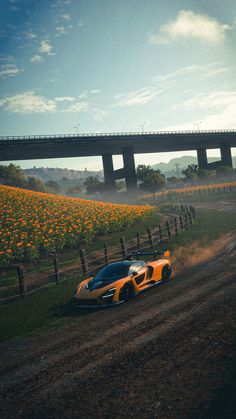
135, 273, 145, 285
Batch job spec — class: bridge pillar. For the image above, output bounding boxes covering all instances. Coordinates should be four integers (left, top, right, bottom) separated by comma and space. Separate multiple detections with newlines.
197, 148, 208, 169
122, 146, 137, 191
102, 153, 116, 191
220, 143, 233, 167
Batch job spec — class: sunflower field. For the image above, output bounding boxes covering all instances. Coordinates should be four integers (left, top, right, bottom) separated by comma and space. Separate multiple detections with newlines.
0, 185, 154, 267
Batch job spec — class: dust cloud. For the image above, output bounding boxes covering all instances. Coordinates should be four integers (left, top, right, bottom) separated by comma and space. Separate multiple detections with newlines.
173, 233, 234, 273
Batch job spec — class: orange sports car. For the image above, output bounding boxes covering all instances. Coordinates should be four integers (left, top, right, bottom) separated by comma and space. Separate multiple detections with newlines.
73, 250, 172, 308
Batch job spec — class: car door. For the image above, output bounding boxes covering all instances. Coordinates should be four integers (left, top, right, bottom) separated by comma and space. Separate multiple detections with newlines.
130, 262, 148, 290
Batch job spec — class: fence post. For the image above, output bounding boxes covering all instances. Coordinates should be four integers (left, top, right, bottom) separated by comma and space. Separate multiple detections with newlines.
184, 213, 188, 230
147, 227, 154, 250
190, 206, 196, 221
166, 221, 171, 238
179, 215, 184, 230
159, 224, 162, 241
174, 218, 178, 235
120, 237, 127, 260
136, 232, 140, 251
79, 248, 88, 276
188, 212, 193, 226
53, 257, 59, 283
104, 242, 109, 266
17, 266, 27, 298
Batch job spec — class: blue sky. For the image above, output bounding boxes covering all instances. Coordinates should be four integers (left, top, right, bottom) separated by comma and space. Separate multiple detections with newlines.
0, 0, 236, 170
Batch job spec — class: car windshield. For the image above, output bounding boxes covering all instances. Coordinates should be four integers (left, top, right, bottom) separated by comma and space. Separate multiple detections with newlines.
92, 262, 132, 284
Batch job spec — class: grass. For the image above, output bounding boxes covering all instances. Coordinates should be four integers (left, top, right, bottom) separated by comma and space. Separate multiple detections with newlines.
0, 204, 236, 344
0, 276, 89, 343
168, 207, 236, 251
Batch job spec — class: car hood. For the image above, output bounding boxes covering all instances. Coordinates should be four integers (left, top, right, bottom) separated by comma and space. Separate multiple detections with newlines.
86, 278, 117, 291
75, 275, 130, 299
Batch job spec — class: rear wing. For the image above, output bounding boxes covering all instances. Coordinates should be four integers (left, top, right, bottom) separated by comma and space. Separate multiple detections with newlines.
127, 249, 170, 260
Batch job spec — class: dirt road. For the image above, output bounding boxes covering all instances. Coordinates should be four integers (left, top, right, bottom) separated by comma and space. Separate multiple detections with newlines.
0, 234, 236, 419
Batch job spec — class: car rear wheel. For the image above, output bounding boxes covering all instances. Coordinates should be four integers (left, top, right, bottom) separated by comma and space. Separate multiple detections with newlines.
119, 283, 133, 302
162, 264, 172, 282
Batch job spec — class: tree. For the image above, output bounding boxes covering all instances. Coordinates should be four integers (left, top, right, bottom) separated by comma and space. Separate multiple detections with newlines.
27, 176, 45, 192
182, 164, 199, 181
45, 180, 61, 193
198, 169, 215, 179
67, 185, 82, 195
83, 176, 104, 194
136, 165, 165, 192
0, 163, 26, 187
215, 166, 235, 177
136, 165, 154, 181
62, 176, 69, 182
139, 172, 165, 192
167, 176, 179, 184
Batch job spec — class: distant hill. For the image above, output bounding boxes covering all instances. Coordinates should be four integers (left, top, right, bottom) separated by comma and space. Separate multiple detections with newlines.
151, 155, 236, 177
23, 155, 236, 183
24, 167, 103, 182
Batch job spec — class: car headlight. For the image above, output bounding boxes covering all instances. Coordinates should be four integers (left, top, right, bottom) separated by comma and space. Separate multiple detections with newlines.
101, 287, 116, 299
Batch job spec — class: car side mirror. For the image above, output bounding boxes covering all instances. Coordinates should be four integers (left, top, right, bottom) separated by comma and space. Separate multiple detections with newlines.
164, 250, 170, 258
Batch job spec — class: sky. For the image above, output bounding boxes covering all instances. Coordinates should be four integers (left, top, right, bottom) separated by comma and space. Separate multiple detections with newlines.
0, 0, 236, 170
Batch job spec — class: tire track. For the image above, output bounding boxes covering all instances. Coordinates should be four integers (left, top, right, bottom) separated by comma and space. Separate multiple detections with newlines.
1, 270, 235, 410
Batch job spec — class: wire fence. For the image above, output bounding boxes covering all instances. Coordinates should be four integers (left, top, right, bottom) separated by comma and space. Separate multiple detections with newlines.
0, 204, 196, 304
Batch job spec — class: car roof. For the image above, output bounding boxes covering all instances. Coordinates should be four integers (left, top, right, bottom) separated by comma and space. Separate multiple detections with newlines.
108, 260, 145, 267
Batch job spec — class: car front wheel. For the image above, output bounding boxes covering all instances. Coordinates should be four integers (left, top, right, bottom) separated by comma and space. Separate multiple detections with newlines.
119, 283, 133, 302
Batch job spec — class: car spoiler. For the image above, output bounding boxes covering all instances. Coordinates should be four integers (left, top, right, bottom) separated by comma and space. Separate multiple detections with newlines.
127, 249, 170, 259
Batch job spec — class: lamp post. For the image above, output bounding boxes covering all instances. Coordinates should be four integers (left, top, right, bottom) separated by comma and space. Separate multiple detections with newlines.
139, 122, 146, 133
74, 123, 80, 134
194, 121, 202, 131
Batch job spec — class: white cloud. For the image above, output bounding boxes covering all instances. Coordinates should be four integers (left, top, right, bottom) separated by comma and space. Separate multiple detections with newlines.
56, 26, 67, 35
0, 92, 57, 113
38, 40, 54, 54
55, 23, 73, 36
0, 92, 89, 114
174, 91, 236, 111
30, 55, 44, 63
0, 63, 22, 79
61, 13, 71, 21
149, 10, 228, 45
79, 91, 89, 99
164, 91, 236, 131
25, 31, 37, 39
90, 89, 101, 94
115, 63, 227, 108
54, 96, 74, 102
67, 101, 89, 112
93, 108, 110, 120
0, 54, 15, 62
116, 88, 159, 107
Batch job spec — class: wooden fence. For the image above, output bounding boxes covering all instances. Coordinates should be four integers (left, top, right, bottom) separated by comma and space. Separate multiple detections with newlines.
0, 204, 196, 304
142, 182, 235, 204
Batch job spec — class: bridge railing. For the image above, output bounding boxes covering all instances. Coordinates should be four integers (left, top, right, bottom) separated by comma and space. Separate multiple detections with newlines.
0, 129, 236, 141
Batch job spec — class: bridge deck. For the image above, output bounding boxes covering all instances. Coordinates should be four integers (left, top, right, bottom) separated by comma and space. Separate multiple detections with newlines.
0, 129, 236, 161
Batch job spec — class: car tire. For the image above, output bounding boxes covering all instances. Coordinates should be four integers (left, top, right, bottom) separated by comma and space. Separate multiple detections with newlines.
119, 283, 133, 302
162, 264, 172, 282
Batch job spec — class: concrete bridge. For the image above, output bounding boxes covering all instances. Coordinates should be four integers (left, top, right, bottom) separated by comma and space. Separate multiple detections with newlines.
0, 129, 236, 191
